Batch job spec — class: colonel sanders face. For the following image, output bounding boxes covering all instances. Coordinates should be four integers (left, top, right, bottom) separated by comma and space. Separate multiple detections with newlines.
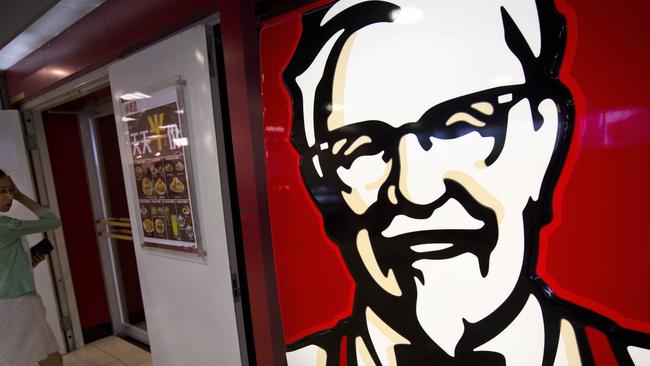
286, 0, 572, 354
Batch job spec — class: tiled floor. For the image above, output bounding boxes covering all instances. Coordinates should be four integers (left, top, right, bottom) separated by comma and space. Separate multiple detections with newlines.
31, 336, 152, 366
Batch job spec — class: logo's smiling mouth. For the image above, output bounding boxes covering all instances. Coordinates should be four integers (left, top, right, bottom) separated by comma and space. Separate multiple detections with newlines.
409, 243, 454, 253
369, 180, 498, 277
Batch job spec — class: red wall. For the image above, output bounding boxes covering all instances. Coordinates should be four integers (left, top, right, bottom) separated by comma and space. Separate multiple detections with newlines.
43, 110, 112, 331
4, 0, 217, 104
541, 0, 650, 330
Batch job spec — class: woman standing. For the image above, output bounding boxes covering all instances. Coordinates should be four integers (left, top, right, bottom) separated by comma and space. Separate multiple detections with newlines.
0, 169, 63, 366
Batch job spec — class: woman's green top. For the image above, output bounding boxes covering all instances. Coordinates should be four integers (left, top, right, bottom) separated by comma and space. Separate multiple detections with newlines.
0, 208, 60, 299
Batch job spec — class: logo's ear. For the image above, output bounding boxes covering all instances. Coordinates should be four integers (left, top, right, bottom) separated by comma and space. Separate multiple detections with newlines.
529, 98, 561, 203
501, 1, 573, 210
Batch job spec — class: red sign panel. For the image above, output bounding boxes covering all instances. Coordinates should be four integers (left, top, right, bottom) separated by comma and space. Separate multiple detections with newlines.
261, 1, 650, 364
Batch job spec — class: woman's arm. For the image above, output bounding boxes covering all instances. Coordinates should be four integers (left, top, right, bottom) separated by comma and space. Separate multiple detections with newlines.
16, 190, 60, 227
14, 190, 44, 214
0, 211, 61, 239
0, 188, 61, 239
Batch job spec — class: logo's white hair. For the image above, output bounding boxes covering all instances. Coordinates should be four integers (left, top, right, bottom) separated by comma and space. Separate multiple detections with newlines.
322, 0, 541, 57
297, 0, 543, 148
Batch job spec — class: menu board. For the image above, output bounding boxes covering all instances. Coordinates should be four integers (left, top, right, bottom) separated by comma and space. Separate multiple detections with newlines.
121, 83, 200, 254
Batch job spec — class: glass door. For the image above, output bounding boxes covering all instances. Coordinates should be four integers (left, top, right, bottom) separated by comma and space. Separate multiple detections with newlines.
81, 102, 149, 344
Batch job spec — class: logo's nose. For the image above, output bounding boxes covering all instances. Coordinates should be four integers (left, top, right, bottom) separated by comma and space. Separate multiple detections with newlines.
396, 133, 447, 205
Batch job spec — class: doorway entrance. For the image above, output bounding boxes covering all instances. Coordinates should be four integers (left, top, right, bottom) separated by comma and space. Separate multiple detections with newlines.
40, 88, 148, 346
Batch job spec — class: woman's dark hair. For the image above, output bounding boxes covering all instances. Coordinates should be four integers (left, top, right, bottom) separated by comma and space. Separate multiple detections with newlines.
0, 169, 6, 178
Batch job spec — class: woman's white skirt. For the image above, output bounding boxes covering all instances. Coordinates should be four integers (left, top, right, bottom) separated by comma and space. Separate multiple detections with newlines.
0, 294, 59, 366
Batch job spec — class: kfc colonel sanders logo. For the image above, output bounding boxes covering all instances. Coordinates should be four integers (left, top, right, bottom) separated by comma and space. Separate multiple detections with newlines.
280, 0, 650, 365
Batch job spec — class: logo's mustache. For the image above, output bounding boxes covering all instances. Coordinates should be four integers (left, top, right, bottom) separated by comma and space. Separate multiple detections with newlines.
382, 198, 486, 238
363, 179, 499, 277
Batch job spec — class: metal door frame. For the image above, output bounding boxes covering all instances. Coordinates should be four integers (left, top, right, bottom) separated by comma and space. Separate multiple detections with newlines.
78, 102, 149, 344
22, 67, 149, 348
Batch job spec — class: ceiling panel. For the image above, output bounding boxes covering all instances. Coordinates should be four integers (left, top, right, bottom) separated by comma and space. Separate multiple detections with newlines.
0, 0, 60, 48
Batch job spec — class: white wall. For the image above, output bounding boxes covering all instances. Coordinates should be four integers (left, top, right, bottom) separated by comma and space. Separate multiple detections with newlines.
0, 109, 66, 353
108, 26, 243, 366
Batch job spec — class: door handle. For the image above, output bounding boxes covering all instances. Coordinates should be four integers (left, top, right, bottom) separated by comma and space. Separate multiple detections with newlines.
97, 218, 131, 228
98, 231, 133, 241
97, 217, 133, 240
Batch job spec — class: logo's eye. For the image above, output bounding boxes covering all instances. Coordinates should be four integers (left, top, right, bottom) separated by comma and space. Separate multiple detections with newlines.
445, 102, 494, 127
445, 112, 486, 127
343, 136, 372, 156
471, 102, 495, 115
445, 101, 494, 128
332, 138, 347, 155
324, 133, 384, 170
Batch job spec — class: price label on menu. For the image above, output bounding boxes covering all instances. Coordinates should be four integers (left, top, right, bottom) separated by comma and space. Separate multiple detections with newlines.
125, 93, 199, 254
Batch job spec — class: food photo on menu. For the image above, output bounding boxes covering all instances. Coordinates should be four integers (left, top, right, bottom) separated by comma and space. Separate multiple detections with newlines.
134, 163, 153, 198
149, 200, 166, 239
154, 177, 167, 197
140, 202, 155, 238
143, 218, 155, 237
175, 200, 195, 242
175, 160, 184, 172
164, 156, 188, 199
142, 177, 154, 197
164, 161, 174, 173
164, 201, 181, 240
169, 177, 185, 194
149, 159, 166, 198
